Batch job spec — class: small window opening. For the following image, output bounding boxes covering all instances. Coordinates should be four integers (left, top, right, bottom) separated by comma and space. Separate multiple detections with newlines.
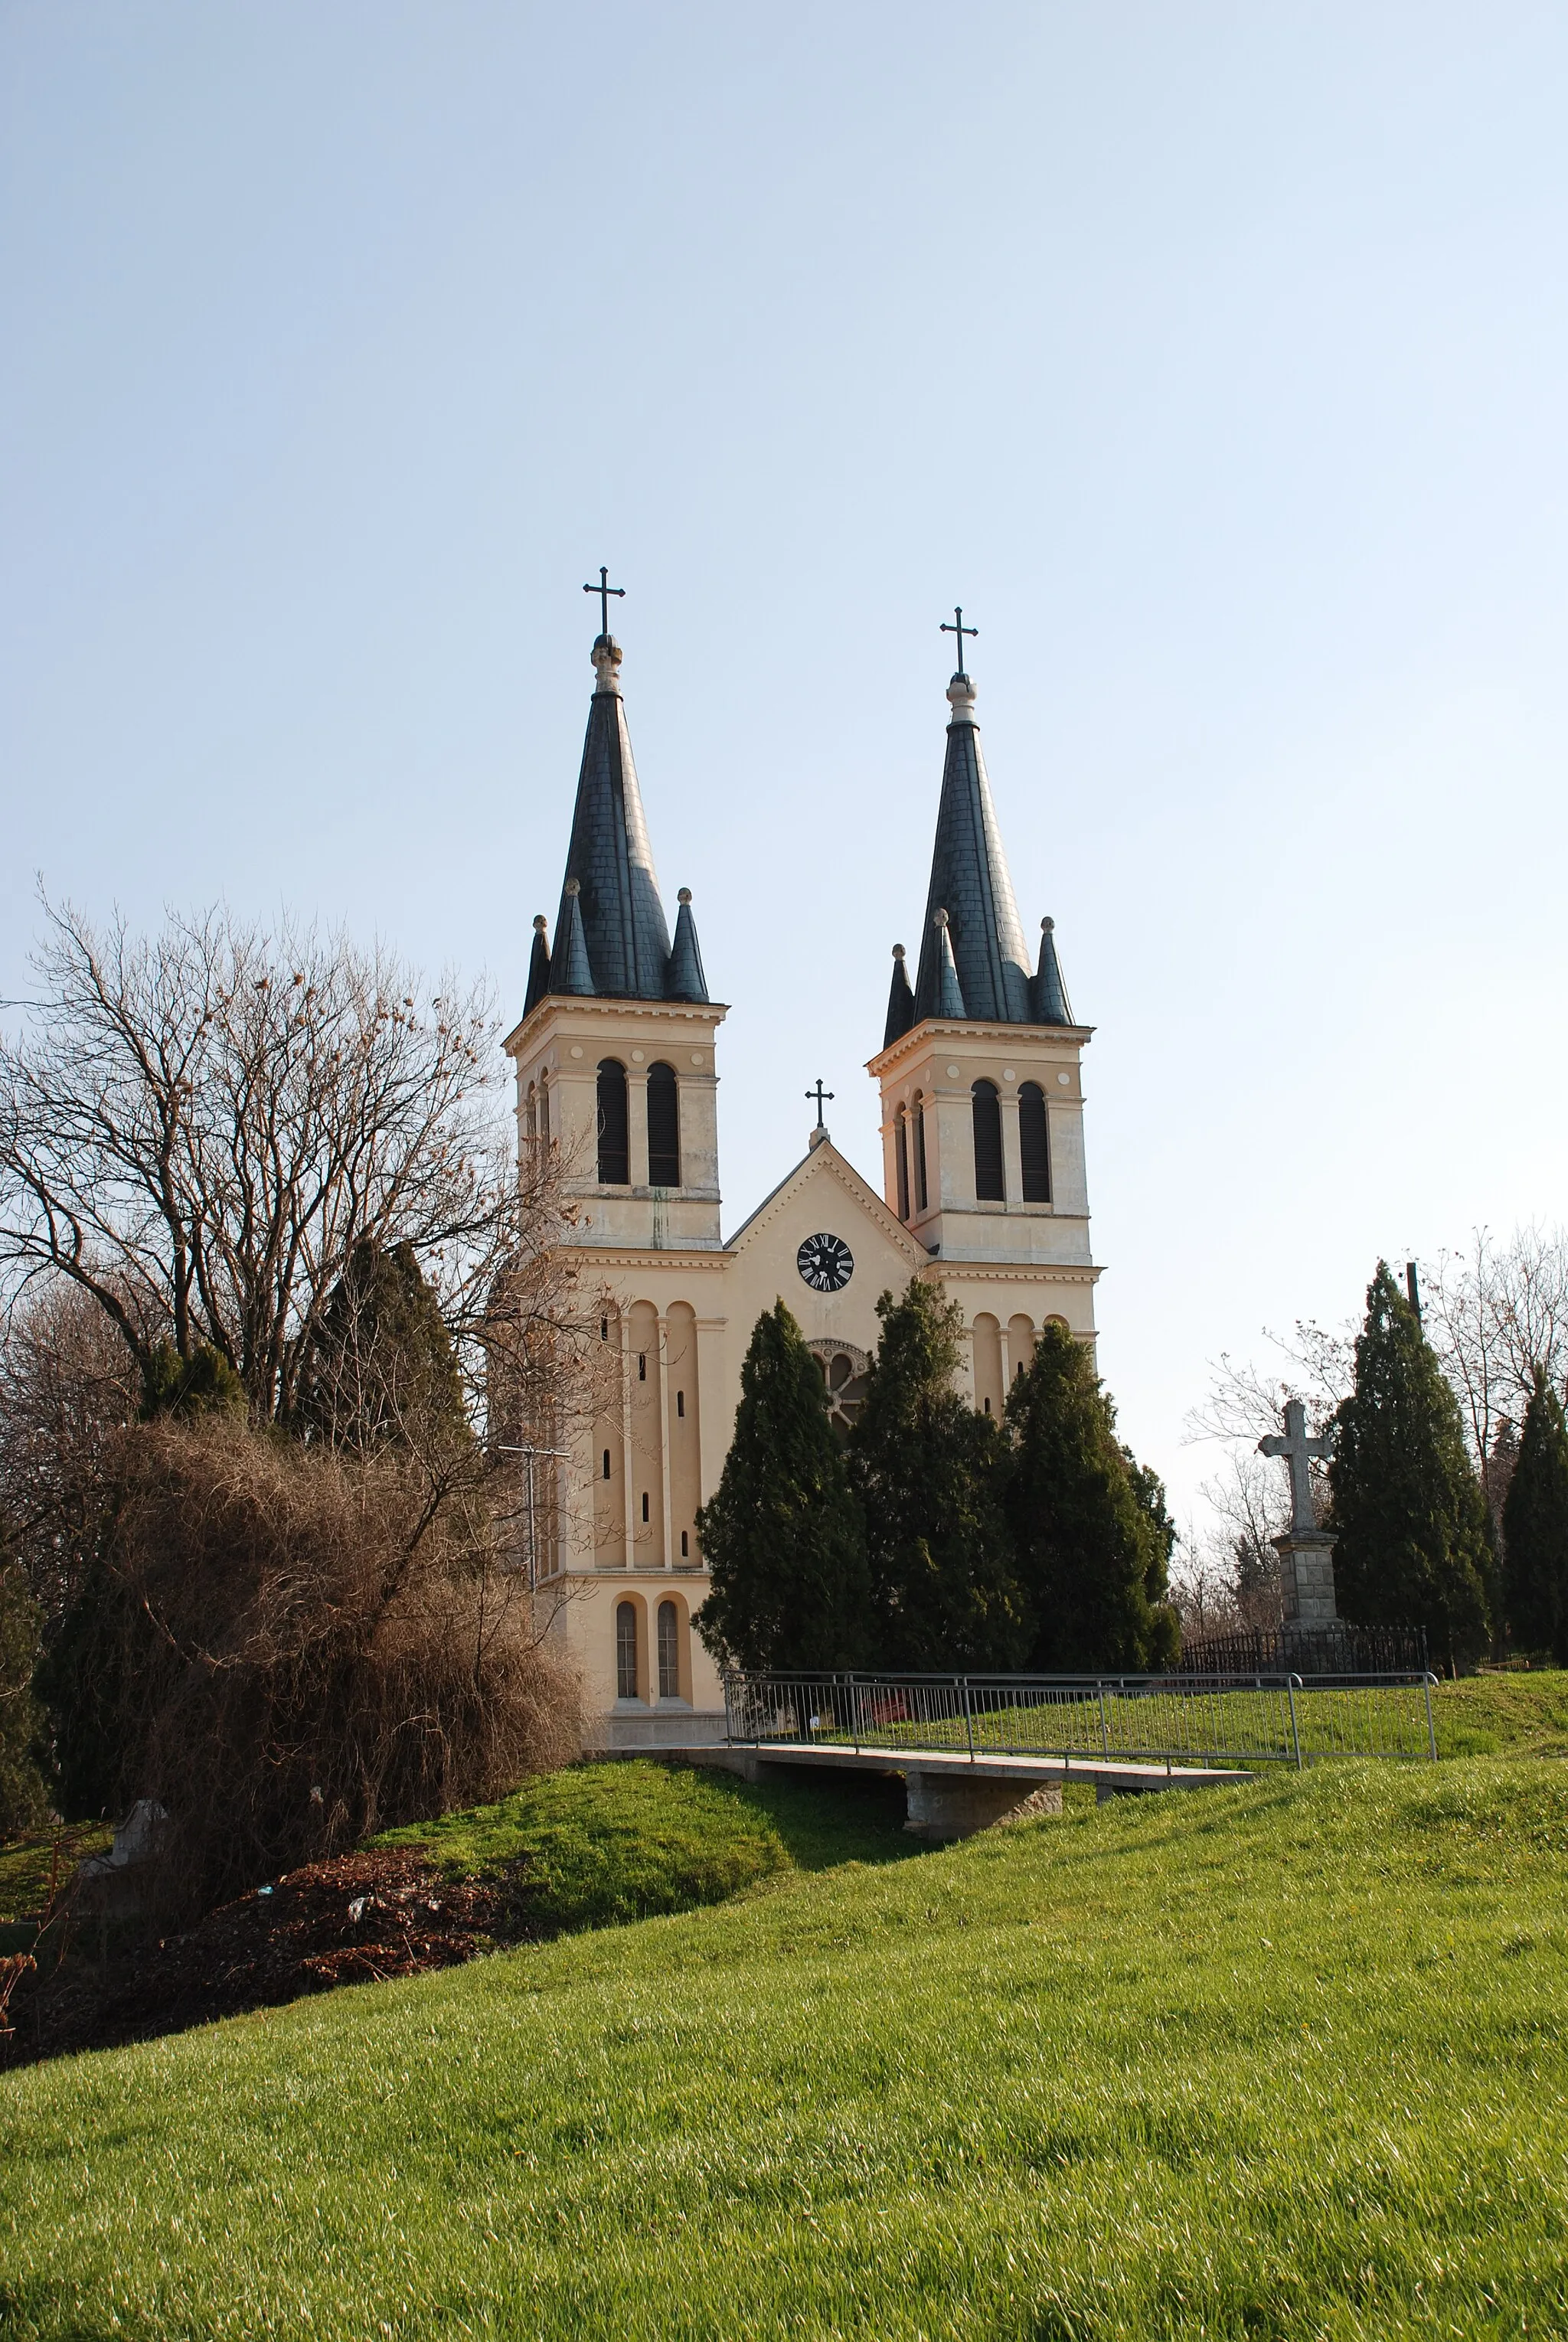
602, 1449, 611, 1480
600, 1316, 609, 1341
638, 1352, 647, 1381
676, 1390, 684, 1418
983, 1395, 992, 1415
642, 1491, 651, 1523
681, 1529, 689, 1557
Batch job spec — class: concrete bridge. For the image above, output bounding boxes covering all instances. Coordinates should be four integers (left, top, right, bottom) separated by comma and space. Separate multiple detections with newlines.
689, 1741, 1253, 1840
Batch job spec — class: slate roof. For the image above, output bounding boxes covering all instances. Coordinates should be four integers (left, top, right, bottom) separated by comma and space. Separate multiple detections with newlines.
541, 635, 710, 1007
907, 672, 1075, 1030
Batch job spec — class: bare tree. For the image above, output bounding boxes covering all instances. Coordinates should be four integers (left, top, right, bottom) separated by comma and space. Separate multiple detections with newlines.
1423, 1226, 1568, 1525
0, 895, 511, 1423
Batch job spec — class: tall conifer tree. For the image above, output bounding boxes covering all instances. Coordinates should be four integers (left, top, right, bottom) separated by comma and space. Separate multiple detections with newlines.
1330, 1262, 1491, 1669
1501, 1367, 1568, 1664
848, 1280, 1024, 1671
1005, 1321, 1179, 1671
694, 1302, 870, 1671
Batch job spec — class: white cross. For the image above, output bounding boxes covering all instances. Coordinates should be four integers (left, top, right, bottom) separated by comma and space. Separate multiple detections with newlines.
1258, 1399, 1333, 1536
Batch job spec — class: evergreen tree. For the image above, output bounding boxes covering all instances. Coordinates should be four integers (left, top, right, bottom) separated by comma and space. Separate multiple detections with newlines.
1501, 1367, 1568, 1664
1330, 1262, 1492, 1670
140, 1340, 247, 1421
694, 1302, 871, 1671
1005, 1322, 1180, 1671
297, 1238, 467, 1452
848, 1281, 1025, 1671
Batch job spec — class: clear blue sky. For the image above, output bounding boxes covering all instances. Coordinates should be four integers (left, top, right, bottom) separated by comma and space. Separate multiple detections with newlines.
5, 2, 1566, 1530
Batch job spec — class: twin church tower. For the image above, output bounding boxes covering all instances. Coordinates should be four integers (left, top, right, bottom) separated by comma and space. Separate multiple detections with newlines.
505, 600, 1101, 1748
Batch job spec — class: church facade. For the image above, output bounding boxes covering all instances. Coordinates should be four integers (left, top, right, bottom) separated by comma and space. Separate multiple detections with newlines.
504, 627, 1100, 1749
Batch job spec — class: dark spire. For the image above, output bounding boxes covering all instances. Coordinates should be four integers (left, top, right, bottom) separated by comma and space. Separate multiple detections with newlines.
1033, 915, 1073, 1025
883, 942, 915, 1047
912, 669, 1035, 1026
552, 880, 594, 995
549, 635, 674, 1002
667, 887, 708, 1002
932, 909, 966, 1017
523, 914, 551, 1015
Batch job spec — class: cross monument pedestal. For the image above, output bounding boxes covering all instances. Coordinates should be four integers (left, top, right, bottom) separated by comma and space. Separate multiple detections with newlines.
1259, 1400, 1339, 1632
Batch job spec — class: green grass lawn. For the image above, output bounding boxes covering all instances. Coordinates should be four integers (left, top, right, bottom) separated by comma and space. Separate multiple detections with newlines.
371, 1758, 920, 1932
4, 1745, 1568, 2340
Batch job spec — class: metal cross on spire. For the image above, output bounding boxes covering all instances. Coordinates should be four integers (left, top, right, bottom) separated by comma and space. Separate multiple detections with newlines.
805, 1078, 835, 1127
583, 565, 626, 638
1259, 1400, 1334, 1537
941, 605, 978, 675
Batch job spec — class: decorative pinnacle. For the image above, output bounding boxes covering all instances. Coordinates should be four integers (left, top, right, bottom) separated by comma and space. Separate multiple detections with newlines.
892, 942, 906, 960
933, 907, 949, 927
678, 887, 692, 904
1041, 915, 1054, 932
565, 877, 581, 897
533, 913, 547, 932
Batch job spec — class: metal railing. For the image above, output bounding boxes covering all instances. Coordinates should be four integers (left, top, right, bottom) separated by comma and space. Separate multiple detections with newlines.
721, 1670, 1441, 1769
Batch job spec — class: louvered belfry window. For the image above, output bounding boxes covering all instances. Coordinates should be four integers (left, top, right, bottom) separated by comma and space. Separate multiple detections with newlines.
913, 1097, 929, 1213
646, 1061, 680, 1187
596, 1059, 629, 1184
894, 1109, 910, 1221
1019, 1082, 1051, 1203
972, 1080, 1004, 1200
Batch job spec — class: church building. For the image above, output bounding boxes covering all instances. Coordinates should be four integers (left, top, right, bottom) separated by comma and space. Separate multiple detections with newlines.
503, 613, 1101, 1749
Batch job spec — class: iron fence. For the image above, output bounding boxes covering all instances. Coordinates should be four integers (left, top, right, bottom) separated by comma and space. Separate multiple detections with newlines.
721, 1670, 1441, 1769
1178, 1625, 1429, 1677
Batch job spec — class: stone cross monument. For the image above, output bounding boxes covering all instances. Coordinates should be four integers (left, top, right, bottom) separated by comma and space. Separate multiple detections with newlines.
1258, 1400, 1339, 1631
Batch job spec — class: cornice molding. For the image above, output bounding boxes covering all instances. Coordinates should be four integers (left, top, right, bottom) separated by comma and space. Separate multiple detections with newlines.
867, 1014, 1094, 1080
505, 995, 731, 1058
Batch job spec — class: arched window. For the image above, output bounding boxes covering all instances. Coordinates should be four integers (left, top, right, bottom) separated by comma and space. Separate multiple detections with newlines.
913, 1094, 929, 1213
972, 1080, 1004, 1200
616, 1601, 639, 1700
894, 1106, 910, 1220
1019, 1082, 1051, 1203
646, 1062, 680, 1187
596, 1059, 629, 1184
524, 1082, 537, 1142
657, 1600, 680, 1699
538, 1073, 550, 1142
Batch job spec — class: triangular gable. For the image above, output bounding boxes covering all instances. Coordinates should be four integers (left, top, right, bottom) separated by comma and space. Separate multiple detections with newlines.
725, 1141, 928, 1271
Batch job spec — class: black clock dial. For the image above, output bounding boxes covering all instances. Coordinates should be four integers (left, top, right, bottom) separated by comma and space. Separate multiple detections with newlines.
796, 1232, 854, 1293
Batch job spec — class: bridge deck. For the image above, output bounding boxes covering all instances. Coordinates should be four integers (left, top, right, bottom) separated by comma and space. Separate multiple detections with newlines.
693, 1743, 1253, 1797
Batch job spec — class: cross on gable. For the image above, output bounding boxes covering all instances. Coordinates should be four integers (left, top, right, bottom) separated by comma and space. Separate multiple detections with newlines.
1258, 1399, 1334, 1537
805, 1078, 834, 1127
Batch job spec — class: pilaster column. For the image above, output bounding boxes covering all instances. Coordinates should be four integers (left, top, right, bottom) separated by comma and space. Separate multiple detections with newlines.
628, 1070, 649, 1188
1000, 1089, 1022, 1205
657, 1313, 674, 1573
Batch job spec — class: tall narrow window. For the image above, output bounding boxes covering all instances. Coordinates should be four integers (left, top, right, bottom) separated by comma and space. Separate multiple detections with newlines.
658, 1600, 680, 1699
525, 1083, 537, 1142
596, 1060, 629, 1184
602, 1449, 611, 1480
538, 1073, 550, 1142
972, 1080, 1004, 1200
894, 1108, 910, 1220
616, 1602, 638, 1700
1019, 1082, 1051, 1203
676, 1390, 684, 1418
646, 1061, 680, 1187
642, 1491, 650, 1523
913, 1096, 929, 1213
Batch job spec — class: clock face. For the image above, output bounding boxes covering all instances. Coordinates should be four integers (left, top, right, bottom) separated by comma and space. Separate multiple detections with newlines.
797, 1232, 854, 1294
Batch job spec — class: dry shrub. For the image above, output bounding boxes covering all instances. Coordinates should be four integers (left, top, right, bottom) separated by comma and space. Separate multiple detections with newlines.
99, 1418, 579, 1916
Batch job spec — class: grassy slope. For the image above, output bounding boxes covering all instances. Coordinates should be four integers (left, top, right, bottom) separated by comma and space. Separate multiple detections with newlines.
3, 1751, 1568, 2340
371, 1759, 919, 1931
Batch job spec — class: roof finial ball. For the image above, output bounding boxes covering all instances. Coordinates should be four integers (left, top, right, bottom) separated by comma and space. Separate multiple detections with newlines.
933, 906, 950, 928
565, 877, 581, 898
892, 942, 906, 960
678, 887, 692, 905
533, 913, 547, 933
1041, 915, 1054, 932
